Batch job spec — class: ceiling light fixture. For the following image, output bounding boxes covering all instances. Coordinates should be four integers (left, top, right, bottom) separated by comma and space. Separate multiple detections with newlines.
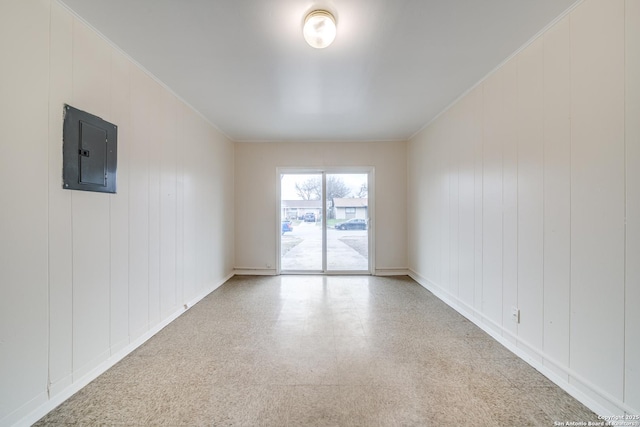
303, 10, 336, 49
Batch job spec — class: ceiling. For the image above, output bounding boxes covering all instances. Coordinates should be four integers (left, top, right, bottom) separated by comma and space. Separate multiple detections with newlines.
58, 0, 580, 142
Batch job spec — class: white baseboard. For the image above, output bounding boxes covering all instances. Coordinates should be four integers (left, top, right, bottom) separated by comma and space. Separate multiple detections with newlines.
408, 269, 636, 418
234, 268, 277, 275
0, 391, 48, 427
9, 272, 235, 427
374, 268, 409, 276
234, 268, 410, 276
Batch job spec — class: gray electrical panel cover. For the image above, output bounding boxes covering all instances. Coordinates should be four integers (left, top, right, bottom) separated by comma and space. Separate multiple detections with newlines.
63, 105, 117, 193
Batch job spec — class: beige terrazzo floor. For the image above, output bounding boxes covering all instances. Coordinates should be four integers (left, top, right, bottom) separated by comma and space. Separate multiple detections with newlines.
35, 275, 599, 426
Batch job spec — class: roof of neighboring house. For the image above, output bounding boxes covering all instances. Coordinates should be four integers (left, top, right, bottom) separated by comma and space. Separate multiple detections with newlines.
281, 200, 322, 209
333, 198, 368, 208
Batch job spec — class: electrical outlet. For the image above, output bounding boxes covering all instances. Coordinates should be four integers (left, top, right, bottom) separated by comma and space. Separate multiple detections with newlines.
511, 307, 520, 324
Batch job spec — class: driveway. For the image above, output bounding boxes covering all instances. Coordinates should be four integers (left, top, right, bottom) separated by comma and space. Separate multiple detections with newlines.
281, 221, 369, 271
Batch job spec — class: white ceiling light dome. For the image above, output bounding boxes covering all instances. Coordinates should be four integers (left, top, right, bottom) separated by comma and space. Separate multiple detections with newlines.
303, 10, 337, 49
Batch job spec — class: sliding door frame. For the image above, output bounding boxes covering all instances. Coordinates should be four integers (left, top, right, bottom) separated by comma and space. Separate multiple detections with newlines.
276, 166, 375, 275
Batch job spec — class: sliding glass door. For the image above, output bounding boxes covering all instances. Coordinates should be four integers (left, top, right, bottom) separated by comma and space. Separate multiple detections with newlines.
279, 169, 372, 274
280, 173, 323, 271
326, 173, 369, 271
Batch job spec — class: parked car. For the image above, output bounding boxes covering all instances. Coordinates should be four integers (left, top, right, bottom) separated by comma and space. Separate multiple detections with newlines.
282, 220, 293, 235
334, 218, 367, 230
303, 212, 316, 222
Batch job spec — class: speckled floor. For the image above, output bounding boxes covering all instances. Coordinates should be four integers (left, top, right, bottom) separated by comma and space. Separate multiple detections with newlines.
35, 275, 599, 426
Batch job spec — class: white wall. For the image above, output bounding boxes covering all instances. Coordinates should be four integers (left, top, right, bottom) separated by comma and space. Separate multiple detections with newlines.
625, 0, 640, 411
235, 141, 407, 274
0, 1, 235, 425
407, 0, 639, 416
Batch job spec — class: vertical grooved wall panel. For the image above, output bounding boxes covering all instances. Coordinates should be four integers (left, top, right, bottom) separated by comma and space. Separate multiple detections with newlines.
109, 51, 131, 354
516, 38, 544, 360
501, 60, 518, 342
47, 0, 74, 394
542, 15, 571, 379
407, 0, 637, 415
70, 19, 112, 380
440, 116, 451, 292
481, 71, 504, 328
625, 0, 640, 411
147, 80, 162, 328
449, 108, 460, 298
1, 2, 234, 424
128, 66, 152, 339
473, 87, 484, 316
159, 91, 179, 319
0, 0, 50, 421
570, 0, 625, 401
457, 93, 477, 308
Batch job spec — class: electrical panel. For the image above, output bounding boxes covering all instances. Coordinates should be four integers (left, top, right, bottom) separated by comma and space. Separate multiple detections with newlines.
63, 105, 117, 193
